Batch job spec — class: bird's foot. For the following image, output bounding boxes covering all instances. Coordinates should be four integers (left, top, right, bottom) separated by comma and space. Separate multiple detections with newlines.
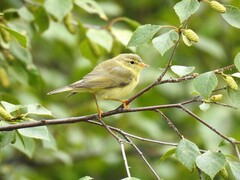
121, 100, 129, 109
97, 108, 103, 118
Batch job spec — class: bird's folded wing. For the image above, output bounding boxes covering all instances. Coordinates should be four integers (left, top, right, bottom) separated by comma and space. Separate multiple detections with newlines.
70, 66, 133, 89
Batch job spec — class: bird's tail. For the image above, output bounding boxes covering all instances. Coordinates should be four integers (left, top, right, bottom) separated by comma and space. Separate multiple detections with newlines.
47, 86, 73, 95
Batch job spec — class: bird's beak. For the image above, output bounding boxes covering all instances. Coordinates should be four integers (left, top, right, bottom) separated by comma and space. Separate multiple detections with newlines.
139, 63, 149, 68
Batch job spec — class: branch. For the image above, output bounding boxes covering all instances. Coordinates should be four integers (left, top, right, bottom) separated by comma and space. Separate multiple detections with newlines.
155, 110, 184, 139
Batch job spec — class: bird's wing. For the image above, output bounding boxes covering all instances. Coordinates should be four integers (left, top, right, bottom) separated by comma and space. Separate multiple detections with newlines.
70, 64, 133, 90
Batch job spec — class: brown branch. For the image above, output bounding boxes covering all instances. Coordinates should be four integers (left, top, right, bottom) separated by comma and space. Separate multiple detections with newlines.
155, 110, 184, 139
123, 135, 161, 180
179, 105, 240, 159
86, 120, 178, 146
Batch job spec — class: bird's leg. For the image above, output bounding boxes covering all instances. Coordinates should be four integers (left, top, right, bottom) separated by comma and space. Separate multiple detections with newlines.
121, 100, 129, 109
93, 94, 103, 117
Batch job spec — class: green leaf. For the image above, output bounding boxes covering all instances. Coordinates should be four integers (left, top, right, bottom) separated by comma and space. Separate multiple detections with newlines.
9, 41, 32, 65
228, 161, 240, 180
1, 101, 22, 113
199, 102, 210, 111
12, 132, 35, 158
118, 17, 141, 28
127, 24, 162, 47
222, 5, 240, 29
175, 139, 200, 172
80, 39, 98, 61
174, 0, 200, 23
182, 33, 192, 46
74, 0, 108, 21
234, 52, 240, 71
121, 178, 141, 180
79, 176, 94, 180
86, 29, 113, 52
196, 151, 226, 179
26, 104, 53, 117
111, 27, 134, 48
160, 148, 176, 162
227, 85, 240, 108
232, 72, 240, 78
0, 131, 15, 148
42, 132, 57, 150
0, 25, 27, 48
193, 72, 218, 99
152, 30, 179, 56
18, 126, 50, 141
34, 6, 49, 33
171, 65, 195, 77
44, 0, 73, 21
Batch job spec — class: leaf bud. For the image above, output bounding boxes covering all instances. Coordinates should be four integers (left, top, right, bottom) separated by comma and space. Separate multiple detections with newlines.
225, 76, 238, 91
0, 67, 10, 88
64, 13, 76, 34
210, 94, 223, 102
210, 1, 226, 13
182, 29, 199, 43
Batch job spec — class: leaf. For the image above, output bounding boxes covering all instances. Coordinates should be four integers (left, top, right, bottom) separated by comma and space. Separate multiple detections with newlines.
196, 151, 226, 179
18, 126, 50, 141
234, 52, 240, 71
171, 65, 195, 77
222, 5, 240, 29
174, 0, 200, 23
12, 132, 35, 158
175, 139, 200, 172
1, 101, 22, 113
9, 41, 33, 65
26, 104, 53, 117
199, 102, 210, 111
34, 6, 49, 33
118, 17, 141, 28
193, 72, 218, 99
0, 24, 27, 48
74, 0, 108, 21
111, 27, 134, 48
86, 29, 113, 52
121, 178, 141, 180
0, 131, 15, 148
127, 24, 162, 47
182, 33, 192, 46
152, 30, 179, 56
228, 161, 240, 180
79, 176, 94, 180
160, 148, 176, 162
42, 132, 57, 150
44, 0, 73, 21
232, 73, 240, 78
227, 85, 240, 108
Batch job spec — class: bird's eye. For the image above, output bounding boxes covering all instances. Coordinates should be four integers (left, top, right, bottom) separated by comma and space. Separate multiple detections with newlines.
130, 61, 135, 64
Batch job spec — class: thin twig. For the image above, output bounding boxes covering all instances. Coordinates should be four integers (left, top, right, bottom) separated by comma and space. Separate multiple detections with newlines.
197, 167, 203, 180
96, 116, 122, 142
120, 142, 131, 177
232, 143, 240, 160
123, 135, 161, 180
155, 110, 184, 139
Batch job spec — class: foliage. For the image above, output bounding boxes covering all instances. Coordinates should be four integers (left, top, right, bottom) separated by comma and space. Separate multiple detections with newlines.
0, 0, 240, 179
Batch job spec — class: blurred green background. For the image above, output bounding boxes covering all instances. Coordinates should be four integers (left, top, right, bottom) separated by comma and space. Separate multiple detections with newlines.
0, 0, 240, 179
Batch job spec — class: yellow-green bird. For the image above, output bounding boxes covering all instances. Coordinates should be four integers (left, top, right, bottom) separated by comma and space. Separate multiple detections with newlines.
47, 53, 148, 117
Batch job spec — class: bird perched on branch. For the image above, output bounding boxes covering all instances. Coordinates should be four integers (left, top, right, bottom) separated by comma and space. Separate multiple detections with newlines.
47, 53, 148, 117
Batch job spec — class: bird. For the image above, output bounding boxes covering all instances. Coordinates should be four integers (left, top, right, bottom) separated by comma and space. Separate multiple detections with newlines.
47, 53, 148, 117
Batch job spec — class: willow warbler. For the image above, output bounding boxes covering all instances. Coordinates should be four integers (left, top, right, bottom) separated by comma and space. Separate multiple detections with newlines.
47, 53, 148, 117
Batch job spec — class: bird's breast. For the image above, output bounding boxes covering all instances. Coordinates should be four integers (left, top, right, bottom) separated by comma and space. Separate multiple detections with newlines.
96, 78, 138, 101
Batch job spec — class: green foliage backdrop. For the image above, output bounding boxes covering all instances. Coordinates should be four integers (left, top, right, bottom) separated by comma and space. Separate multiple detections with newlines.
0, 0, 240, 179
